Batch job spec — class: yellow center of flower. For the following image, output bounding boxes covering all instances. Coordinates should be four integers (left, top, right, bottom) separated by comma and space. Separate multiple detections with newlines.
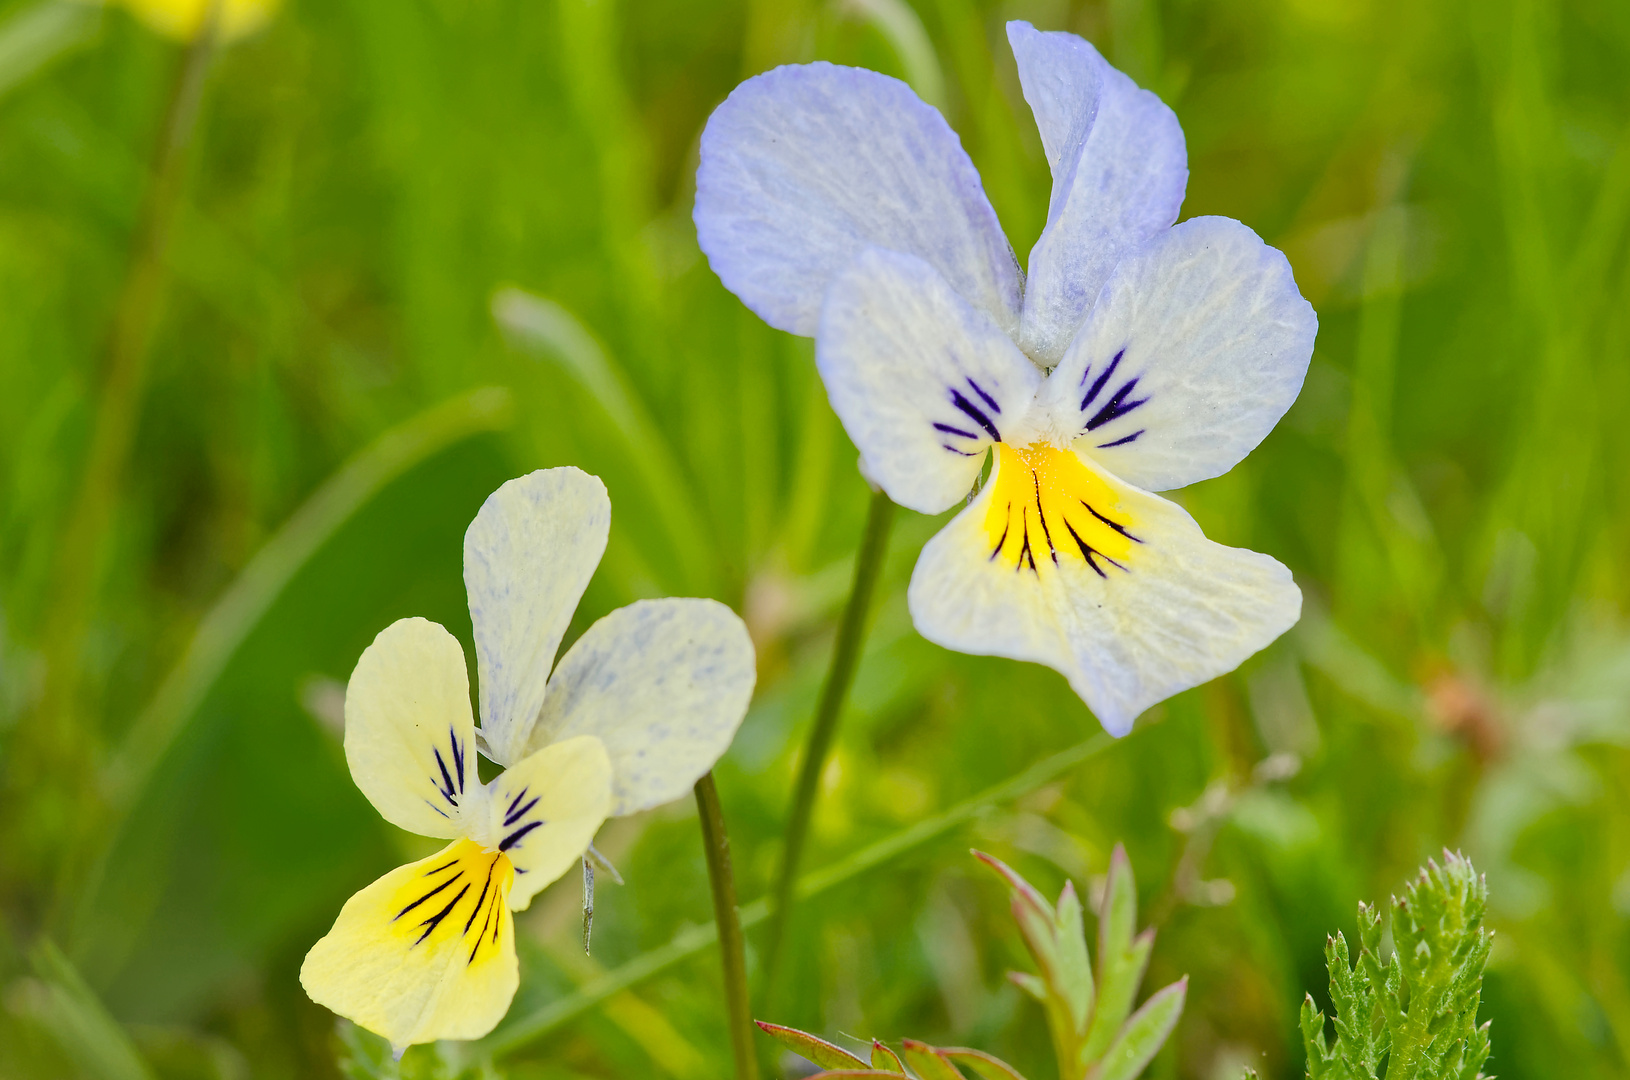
384, 838, 515, 968
983, 443, 1138, 576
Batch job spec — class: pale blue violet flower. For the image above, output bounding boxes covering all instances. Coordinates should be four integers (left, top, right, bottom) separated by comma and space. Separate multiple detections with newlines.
694, 23, 1317, 735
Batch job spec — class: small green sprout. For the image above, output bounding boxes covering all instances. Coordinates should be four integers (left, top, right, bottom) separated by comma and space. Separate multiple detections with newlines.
756, 845, 1184, 1080
1301, 851, 1493, 1080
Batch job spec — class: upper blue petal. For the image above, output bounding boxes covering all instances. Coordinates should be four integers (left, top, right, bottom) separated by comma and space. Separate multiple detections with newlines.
1008, 22, 1189, 366
694, 62, 1021, 338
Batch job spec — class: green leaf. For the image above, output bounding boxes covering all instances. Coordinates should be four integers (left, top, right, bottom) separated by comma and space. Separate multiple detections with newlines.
900, 1040, 968, 1080
1009, 971, 1049, 1002
1098, 845, 1138, 969
1081, 846, 1152, 1063
756, 1023, 868, 1071
940, 1046, 1031, 1080
1325, 929, 1385, 1076
1300, 994, 1337, 1080
1080, 930, 1154, 1064
1301, 852, 1492, 1080
1086, 977, 1186, 1080
973, 850, 1052, 918
1054, 879, 1096, 1036
975, 850, 1062, 980
872, 1041, 906, 1072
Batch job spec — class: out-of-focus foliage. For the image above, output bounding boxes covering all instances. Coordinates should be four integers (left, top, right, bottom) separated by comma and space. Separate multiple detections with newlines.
120, 0, 282, 43
1302, 853, 1491, 1080
0, 0, 1626, 1078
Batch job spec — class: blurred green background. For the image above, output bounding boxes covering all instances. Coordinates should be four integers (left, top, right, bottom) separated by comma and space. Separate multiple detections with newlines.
1, 0, 1628, 1077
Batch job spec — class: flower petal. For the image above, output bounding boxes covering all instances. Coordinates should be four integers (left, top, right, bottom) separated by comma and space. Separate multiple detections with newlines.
480, 734, 612, 910
528, 599, 755, 817
1009, 22, 1188, 366
300, 839, 518, 1049
816, 247, 1042, 515
465, 468, 610, 766
1037, 216, 1317, 491
694, 62, 1021, 338
344, 618, 477, 839
906, 445, 1300, 735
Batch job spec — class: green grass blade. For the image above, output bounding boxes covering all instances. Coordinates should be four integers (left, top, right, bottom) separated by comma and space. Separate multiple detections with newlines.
24, 940, 156, 1080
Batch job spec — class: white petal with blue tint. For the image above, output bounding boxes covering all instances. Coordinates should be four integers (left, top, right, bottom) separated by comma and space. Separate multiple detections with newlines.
1037, 216, 1317, 492
1009, 22, 1188, 366
343, 618, 476, 839
694, 62, 1021, 338
907, 446, 1300, 735
528, 599, 756, 816
464, 468, 610, 766
479, 735, 611, 910
816, 247, 1042, 515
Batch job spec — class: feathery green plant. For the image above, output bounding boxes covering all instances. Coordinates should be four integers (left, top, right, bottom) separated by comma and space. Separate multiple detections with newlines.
1301, 852, 1493, 1080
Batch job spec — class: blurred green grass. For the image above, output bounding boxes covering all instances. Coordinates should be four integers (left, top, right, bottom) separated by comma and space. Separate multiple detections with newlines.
0, 0, 1628, 1077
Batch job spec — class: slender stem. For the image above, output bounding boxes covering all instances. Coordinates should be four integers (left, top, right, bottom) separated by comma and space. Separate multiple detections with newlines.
763, 488, 896, 991
695, 771, 759, 1080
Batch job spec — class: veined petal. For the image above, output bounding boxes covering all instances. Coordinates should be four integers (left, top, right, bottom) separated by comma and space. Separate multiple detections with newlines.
344, 618, 476, 839
1038, 217, 1317, 491
817, 247, 1042, 515
527, 599, 756, 817
300, 839, 518, 1049
465, 468, 610, 766
479, 735, 611, 910
1005, 21, 1102, 188
907, 444, 1300, 734
1009, 22, 1188, 366
695, 62, 1021, 338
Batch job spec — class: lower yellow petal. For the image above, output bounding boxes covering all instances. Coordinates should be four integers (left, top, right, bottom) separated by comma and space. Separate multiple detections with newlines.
910, 442, 1299, 735
301, 839, 518, 1048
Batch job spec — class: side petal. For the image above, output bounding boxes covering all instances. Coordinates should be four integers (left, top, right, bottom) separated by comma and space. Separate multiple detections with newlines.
816, 247, 1042, 515
300, 839, 519, 1049
906, 445, 1300, 735
465, 468, 610, 766
344, 618, 476, 839
481, 734, 612, 910
528, 599, 756, 817
1009, 22, 1188, 366
1037, 217, 1318, 491
695, 62, 1021, 338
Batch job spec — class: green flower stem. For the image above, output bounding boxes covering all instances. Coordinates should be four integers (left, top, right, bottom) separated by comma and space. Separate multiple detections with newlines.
694, 771, 760, 1080
474, 730, 1116, 1064
763, 487, 895, 991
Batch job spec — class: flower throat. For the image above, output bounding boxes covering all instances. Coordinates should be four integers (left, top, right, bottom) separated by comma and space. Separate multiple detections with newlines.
984, 443, 1139, 576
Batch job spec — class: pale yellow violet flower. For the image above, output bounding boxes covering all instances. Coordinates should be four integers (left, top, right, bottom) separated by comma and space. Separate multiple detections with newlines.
694, 24, 1317, 734
117, 0, 278, 42
302, 468, 756, 1050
